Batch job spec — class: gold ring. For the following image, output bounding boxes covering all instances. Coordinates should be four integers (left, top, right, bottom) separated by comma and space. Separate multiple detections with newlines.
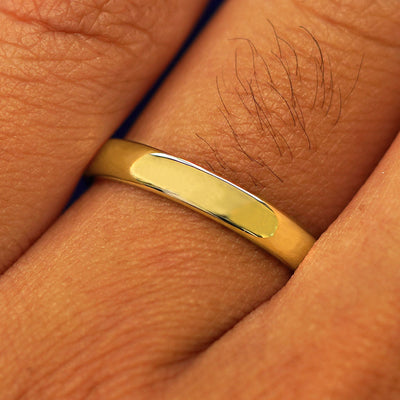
86, 139, 315, 270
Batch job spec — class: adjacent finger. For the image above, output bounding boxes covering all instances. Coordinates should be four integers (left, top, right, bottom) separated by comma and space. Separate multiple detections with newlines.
175, 132, 400, 399
0, 0, 399, 398
0, 0, 209, 271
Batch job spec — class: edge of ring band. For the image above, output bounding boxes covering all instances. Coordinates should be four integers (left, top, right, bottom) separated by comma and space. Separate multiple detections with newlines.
85, 139, 316, 270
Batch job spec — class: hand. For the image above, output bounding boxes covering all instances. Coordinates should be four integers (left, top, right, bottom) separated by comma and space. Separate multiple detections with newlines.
0, 1, 399, 399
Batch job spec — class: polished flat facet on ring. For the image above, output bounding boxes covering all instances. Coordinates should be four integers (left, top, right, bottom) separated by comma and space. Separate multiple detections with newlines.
86, 139, 315, 270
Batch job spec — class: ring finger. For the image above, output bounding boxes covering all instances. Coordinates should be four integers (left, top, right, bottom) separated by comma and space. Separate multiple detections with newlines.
1, 0, 399, 398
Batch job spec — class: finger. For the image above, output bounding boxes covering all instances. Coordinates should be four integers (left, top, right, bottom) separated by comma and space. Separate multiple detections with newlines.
1, 0, 400, 397
176, 132, 400, 399
0, 0, 209, 271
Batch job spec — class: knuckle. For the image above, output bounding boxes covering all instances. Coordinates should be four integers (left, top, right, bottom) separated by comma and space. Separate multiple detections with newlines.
0, 1, 164, 156
0, 0, 158, 46
0, 0, 165, 120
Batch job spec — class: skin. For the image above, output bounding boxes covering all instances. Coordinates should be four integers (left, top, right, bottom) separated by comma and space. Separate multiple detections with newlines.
0, 0, 399, 399
0, 0, 209, 270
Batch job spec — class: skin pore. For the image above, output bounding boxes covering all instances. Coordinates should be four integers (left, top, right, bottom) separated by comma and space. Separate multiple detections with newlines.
0, 0, 399, 399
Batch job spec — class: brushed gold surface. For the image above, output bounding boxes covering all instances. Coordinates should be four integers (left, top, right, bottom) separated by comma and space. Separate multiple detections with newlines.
86, 139, 315, 269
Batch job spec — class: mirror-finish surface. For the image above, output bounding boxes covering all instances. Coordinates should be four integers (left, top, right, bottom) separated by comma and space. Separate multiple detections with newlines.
86, 139, 316, 270
132, 153, 278, 238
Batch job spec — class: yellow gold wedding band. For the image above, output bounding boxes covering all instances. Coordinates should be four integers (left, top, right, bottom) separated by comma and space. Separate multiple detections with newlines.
86, 139, 315, 270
